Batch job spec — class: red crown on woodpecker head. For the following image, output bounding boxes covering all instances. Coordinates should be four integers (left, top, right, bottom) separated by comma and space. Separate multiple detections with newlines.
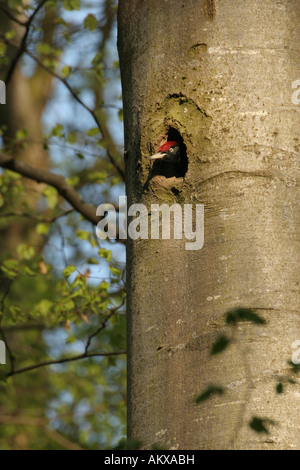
158, 141, 178, 153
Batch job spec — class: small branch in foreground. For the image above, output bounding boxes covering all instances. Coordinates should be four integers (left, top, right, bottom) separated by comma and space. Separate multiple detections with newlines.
6, 350, 126, 378
1, 323, 45, 333
0, 209, 74, 223
25, 49, 125, 180
5, 0, 49, 84
1, 34, 125, 180
85, 298, 126, 354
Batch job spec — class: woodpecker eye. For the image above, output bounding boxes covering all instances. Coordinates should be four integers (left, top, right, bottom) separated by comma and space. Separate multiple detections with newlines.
169, 147, 174, 152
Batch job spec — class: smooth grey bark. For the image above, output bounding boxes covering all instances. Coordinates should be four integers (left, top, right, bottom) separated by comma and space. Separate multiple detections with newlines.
118, 0, 300, 450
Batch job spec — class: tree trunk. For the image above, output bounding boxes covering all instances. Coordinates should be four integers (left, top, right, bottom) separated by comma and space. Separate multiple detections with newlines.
118, 0, 300, 450
0, 1, 54, 254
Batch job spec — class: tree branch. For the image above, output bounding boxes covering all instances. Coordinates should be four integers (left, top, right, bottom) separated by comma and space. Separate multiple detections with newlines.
2, 33, 125, 180
0, 4, 26, 26
0, 153, 101, 226
85, 298, 126, 354
5, 0, 49, 84
26, 50, 125, 180
6, 349, 126, 378
0, 209, 74, 223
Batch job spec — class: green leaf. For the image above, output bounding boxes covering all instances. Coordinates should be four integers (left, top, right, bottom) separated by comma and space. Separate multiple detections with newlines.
17, 243, 35, 260
43, 186, 58, 209
9, 305, 22, 316
35, 299, 54, 316
84, 14, 98, 32
20, 265, 37, 277
118, 109, 123, 122
89, 237, 98, 248
61, 299, 75, 312
61, 65, 72, 78
210, 335, 230, 355
98, 281, 109, 292
63, 265, 76, 278
50, 123, 64, 138
1, 259, 19, 279
98, 248, 112, 263
66, 335, 77, 344
16, 129, 28, 141
226, 307, 266, 325
67, 131, 76, 145
195, 385, 224, 404
62, 0, 80, 10
76, 229, 90, 240
91, 53, 102, 66
42, 58, 58, 71
66, 176, 79, 187
56, 17, 68, 27
86, 127, 100, 137
276, 382, 283, 394
88, 171, 107, 183
87, 257, 99, 265
76, 152, 85, 160
109, 266, 121, 277
37, 42, 52, 55
5, 30, 15, 41
36, 223, 50, 235
0, 194, 4, 207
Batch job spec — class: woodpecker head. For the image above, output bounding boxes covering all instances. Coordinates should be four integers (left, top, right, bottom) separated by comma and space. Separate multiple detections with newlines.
149, 141, 181, 165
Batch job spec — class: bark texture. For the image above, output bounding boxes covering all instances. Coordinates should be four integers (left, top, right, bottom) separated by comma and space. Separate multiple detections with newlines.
118, 0, 300, 449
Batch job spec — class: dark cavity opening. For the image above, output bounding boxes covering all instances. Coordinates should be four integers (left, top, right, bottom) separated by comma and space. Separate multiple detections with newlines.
150, 127, 188, 179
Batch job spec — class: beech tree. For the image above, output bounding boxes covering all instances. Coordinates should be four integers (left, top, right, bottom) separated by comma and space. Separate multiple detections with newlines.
118, 0, 300, 450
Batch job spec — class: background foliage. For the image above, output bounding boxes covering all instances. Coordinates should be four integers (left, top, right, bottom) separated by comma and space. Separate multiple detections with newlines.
0, 0, 126, 450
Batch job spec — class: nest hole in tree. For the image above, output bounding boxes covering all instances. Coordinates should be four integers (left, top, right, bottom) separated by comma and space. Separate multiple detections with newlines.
150, 127, 188, 179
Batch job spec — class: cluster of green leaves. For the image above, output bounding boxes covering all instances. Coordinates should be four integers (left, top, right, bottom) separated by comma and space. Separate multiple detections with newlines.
0, 169, 26, 210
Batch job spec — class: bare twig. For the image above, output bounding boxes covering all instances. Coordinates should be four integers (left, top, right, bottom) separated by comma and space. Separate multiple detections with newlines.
0, 209, 74, 223
5, 0, 49, 84
55, 220, 68, 267
1, 323, 45, 333
25, 50, 125, 180
6, 349, 126, 378
1, 32, 125, 179
85, 298, 126, 354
